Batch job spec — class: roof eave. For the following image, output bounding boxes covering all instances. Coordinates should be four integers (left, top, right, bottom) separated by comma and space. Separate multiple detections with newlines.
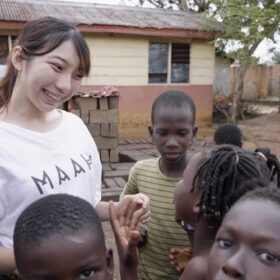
0, 21, 217, 39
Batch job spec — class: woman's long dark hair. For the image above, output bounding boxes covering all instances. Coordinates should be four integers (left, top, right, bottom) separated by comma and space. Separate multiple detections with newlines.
0, 16, 90, 109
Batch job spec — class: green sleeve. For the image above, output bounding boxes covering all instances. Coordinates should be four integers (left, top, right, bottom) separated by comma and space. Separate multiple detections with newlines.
120, 163, 139, 198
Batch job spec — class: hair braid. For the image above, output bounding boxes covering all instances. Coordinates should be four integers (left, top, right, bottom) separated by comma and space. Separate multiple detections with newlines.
255, 147, 280, 187
193, 145, 277, 222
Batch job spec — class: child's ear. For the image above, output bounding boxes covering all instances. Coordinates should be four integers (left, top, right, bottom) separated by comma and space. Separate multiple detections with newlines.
193, 200, 200, 214
105, 248, 114, 280
11, 46, 24, 72
148, 125, 154, 140
192, 125, 198, 140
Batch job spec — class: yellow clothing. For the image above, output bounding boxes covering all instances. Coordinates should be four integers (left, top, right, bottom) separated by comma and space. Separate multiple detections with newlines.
121, 158, 190, 280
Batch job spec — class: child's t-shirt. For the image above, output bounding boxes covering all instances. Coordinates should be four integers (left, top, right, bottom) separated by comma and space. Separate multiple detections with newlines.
121, 158, 191, 280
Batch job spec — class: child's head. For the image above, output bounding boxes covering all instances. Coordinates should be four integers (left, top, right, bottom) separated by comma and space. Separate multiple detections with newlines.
0, 16, 90, 109
174, 145, 280, 228
149, 90, 197, 165
214, 123, 242, 147
14, 194, 113, 280
208, 187, 280, 280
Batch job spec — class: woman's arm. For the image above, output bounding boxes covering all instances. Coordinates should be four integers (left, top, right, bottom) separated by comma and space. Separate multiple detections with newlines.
96, 194, 150, 223
0, 247, 16, 274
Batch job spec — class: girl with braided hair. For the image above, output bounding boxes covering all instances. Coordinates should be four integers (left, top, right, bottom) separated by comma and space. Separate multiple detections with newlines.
173, 144, 280, 280
208, 187, 280, 280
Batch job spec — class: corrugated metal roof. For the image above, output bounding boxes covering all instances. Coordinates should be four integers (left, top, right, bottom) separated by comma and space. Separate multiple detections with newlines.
0, 0, 219, 31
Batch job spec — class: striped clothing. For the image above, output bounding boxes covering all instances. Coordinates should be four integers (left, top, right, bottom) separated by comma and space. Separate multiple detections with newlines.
121, 158, 190, 280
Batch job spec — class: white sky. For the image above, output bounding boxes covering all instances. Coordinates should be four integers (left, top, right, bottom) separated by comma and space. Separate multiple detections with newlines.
50, 0, 280, 64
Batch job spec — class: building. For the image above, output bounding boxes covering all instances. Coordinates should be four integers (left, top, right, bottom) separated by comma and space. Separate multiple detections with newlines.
0, 0, 219, 138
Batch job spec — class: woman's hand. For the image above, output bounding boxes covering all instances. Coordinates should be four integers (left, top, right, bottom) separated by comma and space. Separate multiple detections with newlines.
118, 193, 150, 224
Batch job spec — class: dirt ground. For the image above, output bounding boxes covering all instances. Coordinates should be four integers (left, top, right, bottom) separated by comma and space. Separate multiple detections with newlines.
103, 111, 280, 280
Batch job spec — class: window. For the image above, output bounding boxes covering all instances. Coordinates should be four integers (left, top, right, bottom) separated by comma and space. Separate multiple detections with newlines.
148, 42, 190, 84
171, 44, 190, 83
149, 43, 168, 83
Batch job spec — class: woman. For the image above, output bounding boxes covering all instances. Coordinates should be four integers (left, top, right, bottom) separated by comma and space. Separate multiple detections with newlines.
0, 16, 149, 274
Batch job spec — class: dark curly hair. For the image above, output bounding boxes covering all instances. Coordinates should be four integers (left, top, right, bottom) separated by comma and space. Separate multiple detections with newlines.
13, 194, 105, 271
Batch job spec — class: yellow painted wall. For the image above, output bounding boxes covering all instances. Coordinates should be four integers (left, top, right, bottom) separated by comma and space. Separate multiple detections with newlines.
83, 34, 148, 86
82, 35, 215, 87
189, 40, 215, 85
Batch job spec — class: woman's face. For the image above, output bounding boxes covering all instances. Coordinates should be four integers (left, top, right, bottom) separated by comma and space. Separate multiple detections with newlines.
208, 199, 280, 280
13, 39, 83, 114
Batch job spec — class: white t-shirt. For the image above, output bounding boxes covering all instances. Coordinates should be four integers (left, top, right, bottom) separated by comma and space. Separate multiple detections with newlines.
0, 110, 102, 247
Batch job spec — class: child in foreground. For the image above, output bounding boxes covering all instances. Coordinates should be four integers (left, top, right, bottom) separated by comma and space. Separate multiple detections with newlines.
13, 193, 142, 280
121, 90, 197, 280
208, 187, 280, 280
173, 144, 280, 280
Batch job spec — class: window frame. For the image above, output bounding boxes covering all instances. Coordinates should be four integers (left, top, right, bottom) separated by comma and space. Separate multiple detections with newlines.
148, 41, 190, 84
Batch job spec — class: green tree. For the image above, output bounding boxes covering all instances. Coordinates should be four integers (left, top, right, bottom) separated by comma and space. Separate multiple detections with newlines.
137, 0, 280, 123
207, 0, 280, 123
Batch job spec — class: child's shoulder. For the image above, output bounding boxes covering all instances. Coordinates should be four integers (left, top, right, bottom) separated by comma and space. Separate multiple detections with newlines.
133, 157, 159, 169
180, 255, 208, 280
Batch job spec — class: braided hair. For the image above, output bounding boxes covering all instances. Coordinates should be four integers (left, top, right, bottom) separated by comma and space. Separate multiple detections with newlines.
255, 147, 280, 187
13, 194, 105, 271
192, 144, 280, 222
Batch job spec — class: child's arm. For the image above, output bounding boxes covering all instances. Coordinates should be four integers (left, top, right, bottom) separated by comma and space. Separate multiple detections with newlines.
0, 247, 16, 274
109, 200, 142, 280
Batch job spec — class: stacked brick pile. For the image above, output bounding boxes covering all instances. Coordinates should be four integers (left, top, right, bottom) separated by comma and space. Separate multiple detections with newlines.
71, 96, 119, 163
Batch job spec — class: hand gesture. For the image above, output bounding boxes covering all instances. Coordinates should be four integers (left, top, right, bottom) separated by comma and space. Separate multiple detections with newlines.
109, 200, 142, 280
118, 193, 150, 224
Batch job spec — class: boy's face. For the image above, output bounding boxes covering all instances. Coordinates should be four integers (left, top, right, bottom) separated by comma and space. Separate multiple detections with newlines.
208, 199, 280, 280
149, 106, 197, 166
18, 232, 113, 280
174, 152, 203, 227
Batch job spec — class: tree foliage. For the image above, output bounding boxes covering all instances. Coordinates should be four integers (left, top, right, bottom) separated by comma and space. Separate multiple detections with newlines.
206, 0, 280, 122
136, 0, 280, 122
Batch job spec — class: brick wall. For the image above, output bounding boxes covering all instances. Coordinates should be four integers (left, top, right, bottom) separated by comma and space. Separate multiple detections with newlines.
71, 96, 119, 163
